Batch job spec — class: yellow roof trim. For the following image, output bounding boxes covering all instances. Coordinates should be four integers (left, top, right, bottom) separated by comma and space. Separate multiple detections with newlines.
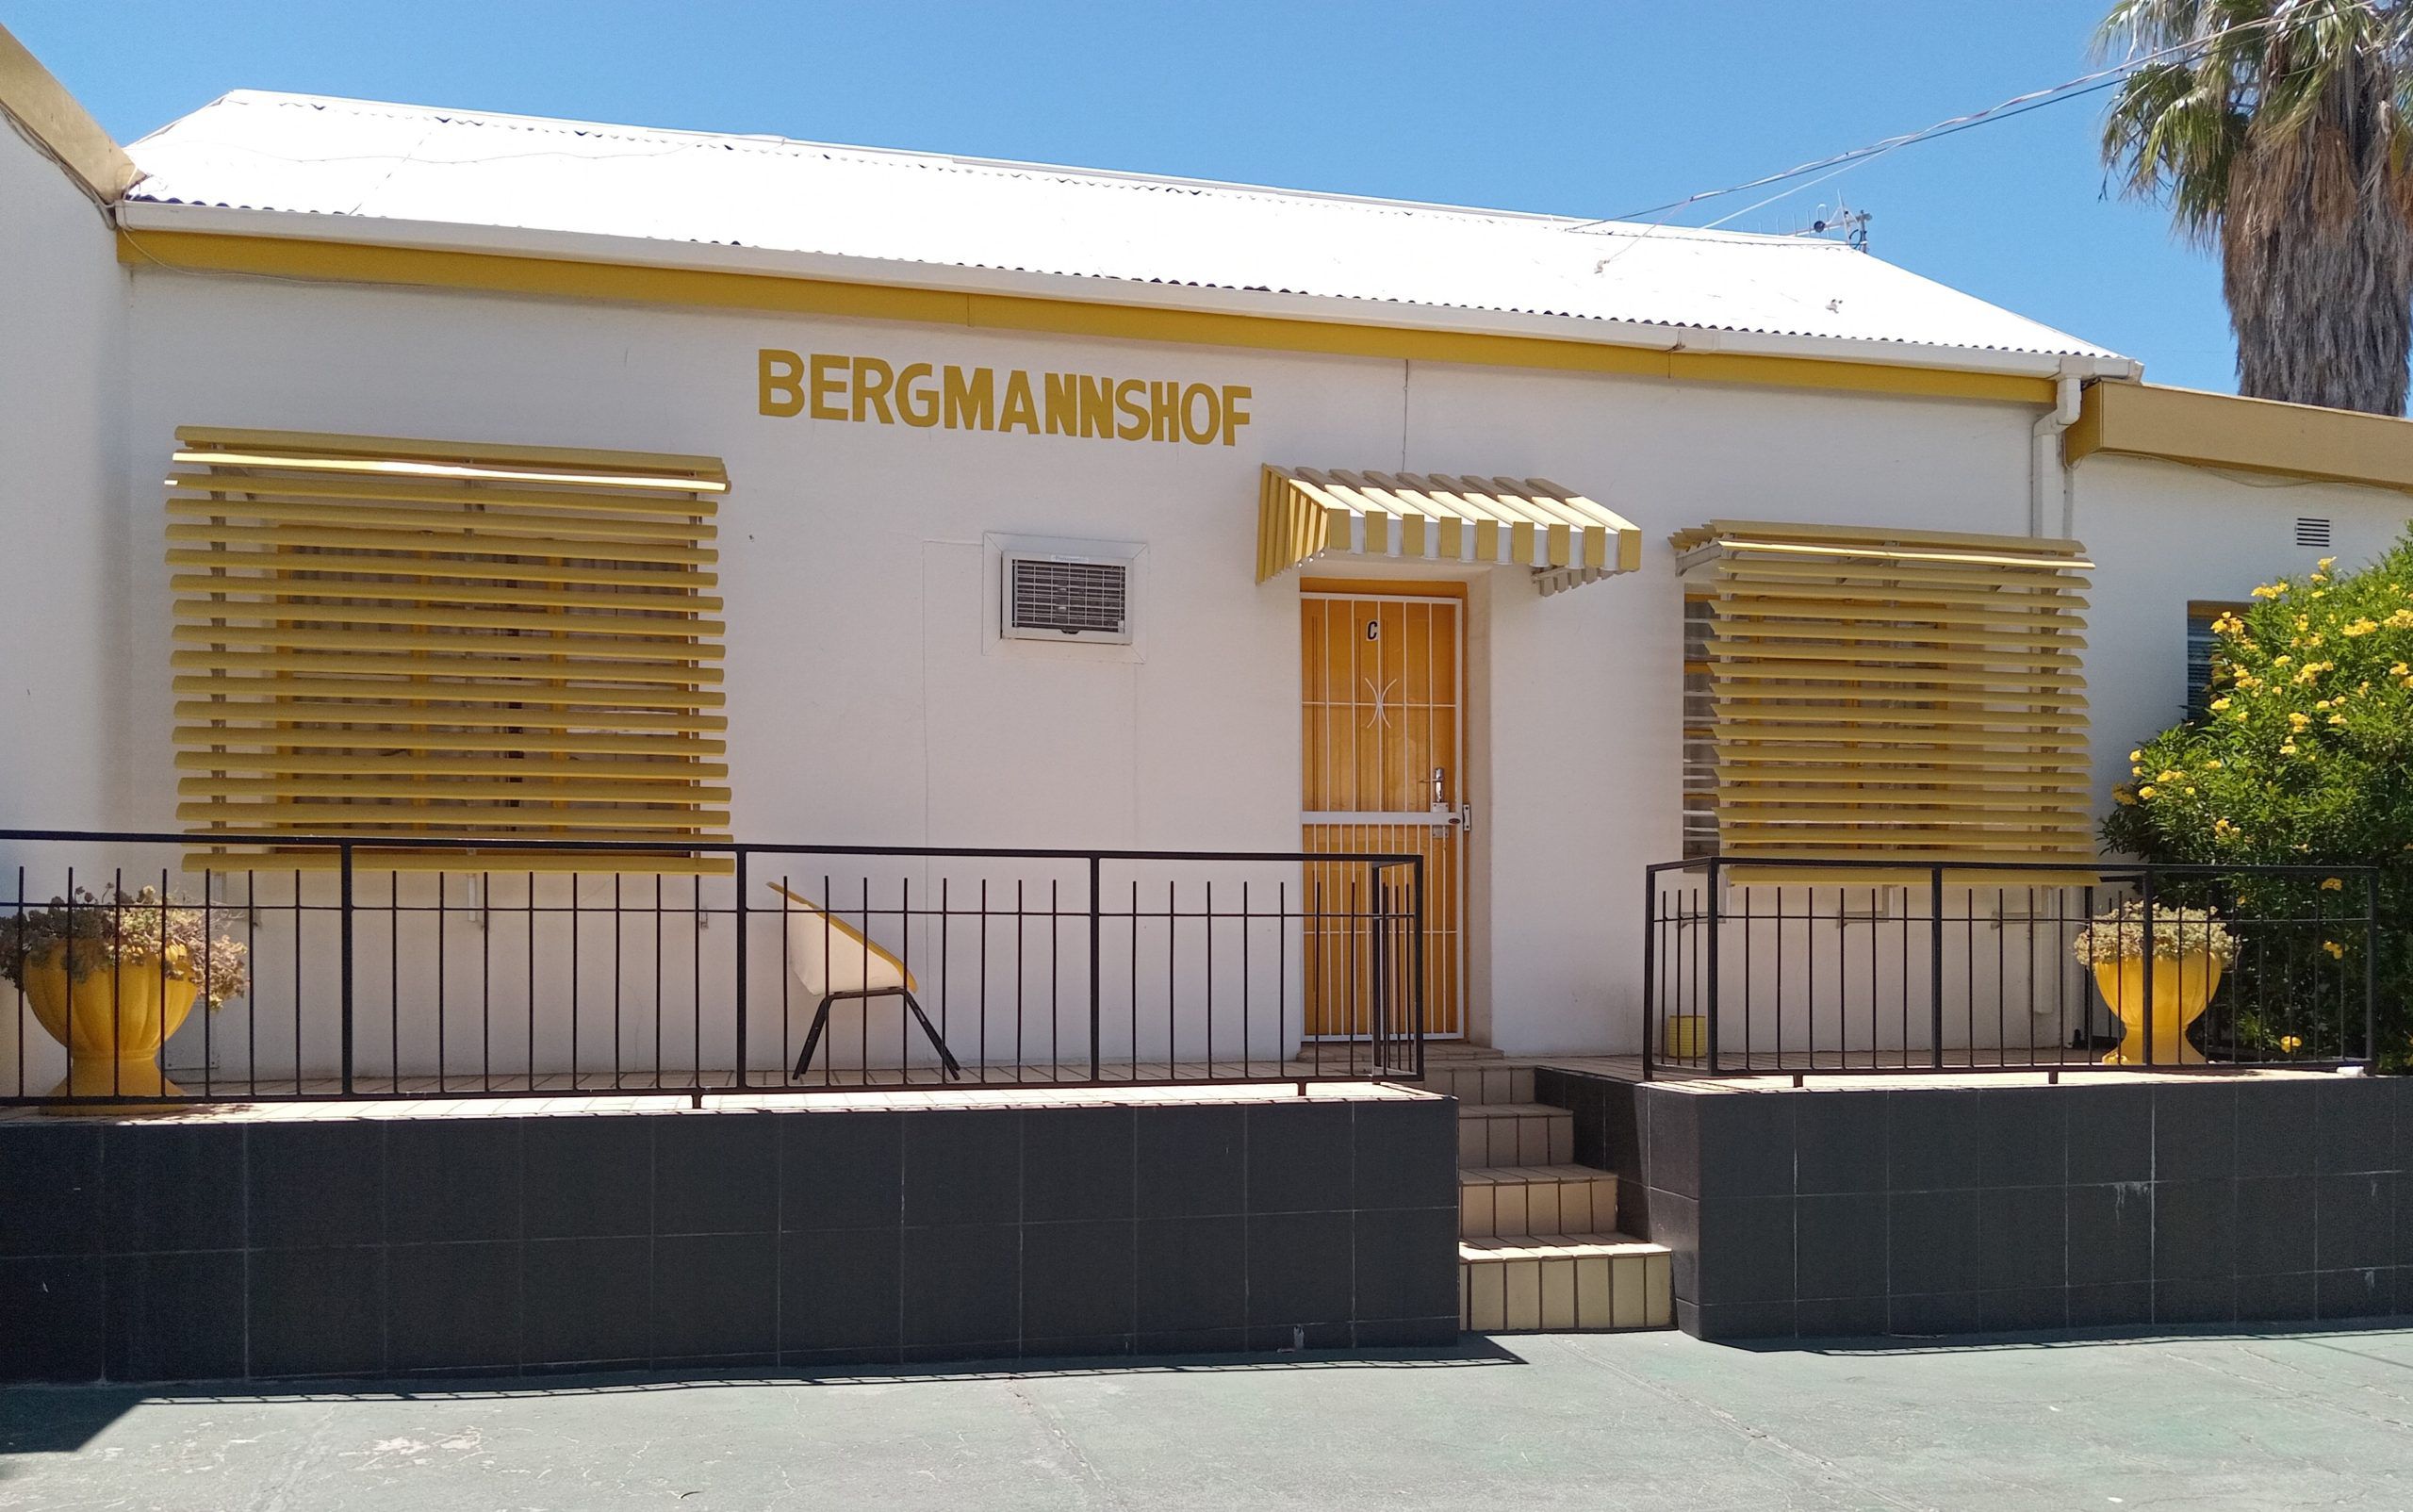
118, 227, 2064, 407
2067, 380, 2413, 493
0, 24, 137, 205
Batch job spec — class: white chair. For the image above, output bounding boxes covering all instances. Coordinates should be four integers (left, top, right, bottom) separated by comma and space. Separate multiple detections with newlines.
767, 882, 962, 1079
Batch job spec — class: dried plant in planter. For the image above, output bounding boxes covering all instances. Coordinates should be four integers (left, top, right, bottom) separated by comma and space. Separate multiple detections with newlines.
0, 886, 250, 1007
2071, 899, 2240, 969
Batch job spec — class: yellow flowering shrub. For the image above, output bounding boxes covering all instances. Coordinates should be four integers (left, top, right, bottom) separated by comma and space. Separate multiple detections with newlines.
2101, 536, 2413, 1068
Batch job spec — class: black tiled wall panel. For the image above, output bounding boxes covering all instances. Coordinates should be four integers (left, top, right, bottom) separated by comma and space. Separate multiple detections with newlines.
1537, 1068, 2409, 1342
0, 1094, 1457, 1383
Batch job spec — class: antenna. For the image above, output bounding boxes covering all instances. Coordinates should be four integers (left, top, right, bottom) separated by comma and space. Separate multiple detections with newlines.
1791, 198, 1873, 252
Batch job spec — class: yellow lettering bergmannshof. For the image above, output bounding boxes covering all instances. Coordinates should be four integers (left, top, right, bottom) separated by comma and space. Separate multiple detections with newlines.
759, 350, 1252, 447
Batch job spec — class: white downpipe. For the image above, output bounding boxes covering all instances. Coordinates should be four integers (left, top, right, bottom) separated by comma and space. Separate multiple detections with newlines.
2028, 372, 2083, 537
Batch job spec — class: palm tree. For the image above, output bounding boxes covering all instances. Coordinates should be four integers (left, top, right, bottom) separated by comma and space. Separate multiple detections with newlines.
2102, 0, 2413, 414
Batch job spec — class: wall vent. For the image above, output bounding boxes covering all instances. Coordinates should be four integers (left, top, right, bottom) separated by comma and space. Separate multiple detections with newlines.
2296, 517, 2333, 549
1003, 552, 1132, 644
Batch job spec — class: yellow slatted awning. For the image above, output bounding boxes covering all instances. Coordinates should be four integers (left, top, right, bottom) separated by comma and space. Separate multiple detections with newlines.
1258, 467, 1641, 595
167, 426, 731, 873
1675, 520, 2095, 881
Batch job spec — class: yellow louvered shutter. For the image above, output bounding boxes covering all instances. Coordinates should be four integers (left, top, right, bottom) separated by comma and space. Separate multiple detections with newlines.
167, 427, 731, 872
1672, 520, 2094, 877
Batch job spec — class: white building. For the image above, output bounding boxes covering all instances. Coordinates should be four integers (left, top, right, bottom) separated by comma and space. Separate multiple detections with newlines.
4, 29, 2407, 1092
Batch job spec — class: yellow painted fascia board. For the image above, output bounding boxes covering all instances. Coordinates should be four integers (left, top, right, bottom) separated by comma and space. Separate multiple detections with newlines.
117, 227, 2060, 406
0, 25, 137, 204
2069, 379, 2413, 493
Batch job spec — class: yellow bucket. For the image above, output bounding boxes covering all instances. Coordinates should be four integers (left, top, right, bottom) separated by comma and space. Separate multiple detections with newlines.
1663, 1014, 1707, 1060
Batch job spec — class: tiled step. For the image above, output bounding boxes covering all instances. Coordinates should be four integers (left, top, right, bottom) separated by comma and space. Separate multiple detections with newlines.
1418, 1043, 1505, 1060
1425, 1060, 1535, 1106
1459, 1164, 1618, 1239
1459, 1235, 1672, 1332
1456, 1103, 1573, 1168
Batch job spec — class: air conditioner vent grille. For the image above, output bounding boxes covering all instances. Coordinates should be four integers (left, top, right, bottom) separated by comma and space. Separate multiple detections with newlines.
2296, 517, 2333, 549
1005, 554, 1130, 643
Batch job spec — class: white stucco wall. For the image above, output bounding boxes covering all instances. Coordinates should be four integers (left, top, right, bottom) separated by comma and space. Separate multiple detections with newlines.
0, 121, 123, 830
105, 270, 2065, 1063
28, 259, 2388, 1074
2075, 453, 2413, 813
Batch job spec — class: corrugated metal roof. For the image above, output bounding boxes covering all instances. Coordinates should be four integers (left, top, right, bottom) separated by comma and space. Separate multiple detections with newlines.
123, 90, 2126, 363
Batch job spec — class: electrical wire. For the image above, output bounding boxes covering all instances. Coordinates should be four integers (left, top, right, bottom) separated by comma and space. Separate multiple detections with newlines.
1571, 11, 2283, 235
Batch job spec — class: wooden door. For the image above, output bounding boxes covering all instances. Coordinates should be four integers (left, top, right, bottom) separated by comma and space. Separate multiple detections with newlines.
1300, 589, 1466, 1038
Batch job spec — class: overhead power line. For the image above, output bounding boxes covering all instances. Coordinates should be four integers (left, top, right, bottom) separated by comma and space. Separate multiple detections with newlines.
1574, 13, 2280, 233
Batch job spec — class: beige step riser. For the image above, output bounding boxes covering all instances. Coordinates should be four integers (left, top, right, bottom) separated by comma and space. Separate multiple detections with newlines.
1460, 1250, 1673, 1332
1456, 1108, 1573, 1168
1425, 1064, 1535, 1105
1460, 1173, 1618, 1239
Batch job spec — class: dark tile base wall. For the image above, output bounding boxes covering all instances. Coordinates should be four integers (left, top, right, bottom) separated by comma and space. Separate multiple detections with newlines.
1537, 1068, 2411, 1342
0, 1095, 1459, 1383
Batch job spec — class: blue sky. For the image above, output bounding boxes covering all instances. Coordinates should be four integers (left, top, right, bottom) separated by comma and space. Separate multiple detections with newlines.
10, 0, 2234, 389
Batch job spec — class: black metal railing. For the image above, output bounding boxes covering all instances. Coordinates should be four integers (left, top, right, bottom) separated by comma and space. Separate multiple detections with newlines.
1643, 856, 2380, 1077
0, 830, 1424, 1107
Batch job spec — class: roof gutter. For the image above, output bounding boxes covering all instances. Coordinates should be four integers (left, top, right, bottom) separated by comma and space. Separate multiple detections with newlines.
115, 201, 2145, 387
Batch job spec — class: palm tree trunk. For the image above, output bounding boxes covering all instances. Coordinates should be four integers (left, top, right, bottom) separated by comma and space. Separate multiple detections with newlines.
2224, 66, 2413, 416
2228, 189, 2413, 414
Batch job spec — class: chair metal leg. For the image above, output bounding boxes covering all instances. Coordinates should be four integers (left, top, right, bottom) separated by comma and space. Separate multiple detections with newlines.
792, 995, 836, 1079
900, 993, 964, 1079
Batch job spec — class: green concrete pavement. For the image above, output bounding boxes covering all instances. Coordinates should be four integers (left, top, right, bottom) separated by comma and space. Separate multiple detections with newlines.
6, 1328, 2411, 1510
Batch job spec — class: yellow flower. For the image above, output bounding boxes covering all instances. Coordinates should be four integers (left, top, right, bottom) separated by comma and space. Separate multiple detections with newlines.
2305, 633, 2324, 647
2128, 749, 2142, 762
2113, 786, 2137, 807
2183, 786, 2197, 795
2158, 768, 2185, 783
2392, 663, 2410, 677
2204, 758, 2223, 769
2212, 817, 2238, 839
2252, 583, 2287, 600
2209, 697, 2232, 712
2138, 785, 2158, 799
2319, 556, 2337, 571
2235, 711, 2251, 723
2289, 711, 2311, 729
2322, 877, 2344, 891
2323, 940, 2345, 960
2343, 618, 2378, 636
2273, 655, 2293, 666
2329, 715, 2348, 727
2279, 1035, 2304, 1053
2388, 610, 2413, 630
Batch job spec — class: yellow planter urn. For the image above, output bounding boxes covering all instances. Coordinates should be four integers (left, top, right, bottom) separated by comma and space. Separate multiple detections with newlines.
20, 945, 200, 1112
2091, 951, 2222, 1066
